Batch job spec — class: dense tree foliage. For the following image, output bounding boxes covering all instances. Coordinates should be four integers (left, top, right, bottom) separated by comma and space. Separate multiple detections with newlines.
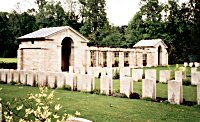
0, 0, 200, 64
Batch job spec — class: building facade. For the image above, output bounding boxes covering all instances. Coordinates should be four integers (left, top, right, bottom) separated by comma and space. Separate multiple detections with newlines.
17, 26, 168, 72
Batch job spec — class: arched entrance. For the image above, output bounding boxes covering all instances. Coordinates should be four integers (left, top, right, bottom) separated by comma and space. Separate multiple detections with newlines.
158, 46, 162, 65
61, 37, 73, 71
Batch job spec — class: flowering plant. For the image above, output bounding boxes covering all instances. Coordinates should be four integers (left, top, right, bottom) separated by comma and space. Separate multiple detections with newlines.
3, 87, 80, 122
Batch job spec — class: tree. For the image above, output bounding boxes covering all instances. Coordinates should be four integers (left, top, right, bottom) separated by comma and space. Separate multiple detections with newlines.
79, 0, 110, 46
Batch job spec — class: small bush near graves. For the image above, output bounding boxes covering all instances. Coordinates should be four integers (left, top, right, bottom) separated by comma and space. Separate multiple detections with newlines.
63, 84, 72, 91
0, 80, 6, 84
183, 79, 191, 86
129, 92, 140, 99
9, 81, 17, 85
90, 89, 100, 95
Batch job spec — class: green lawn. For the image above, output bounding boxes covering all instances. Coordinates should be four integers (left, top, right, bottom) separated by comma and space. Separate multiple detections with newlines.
0, 82, 199, 121
0, 58, 17, 63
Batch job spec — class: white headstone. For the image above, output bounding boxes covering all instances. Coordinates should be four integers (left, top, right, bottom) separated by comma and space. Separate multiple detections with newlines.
179, 67, 186, 80
27, 71, 35, 86
191, 72, 200, 85
145, 69, 156, 84
142, 79, 156, 100
7, 70, 13, 84
56, 73, 65, 88
1, 69, 9, 83
195, 62, 199, 68
65, 73, 74, 90
120, 67, 131, 81
159, 70, 171, 83
47, 72, 56, 88
189, 62, 194, 67
183, 62, 188, 67
132, 69, 143, 82
197, 84, 200, 105
77, 74, 95, 92
36, 72, 47, 87
191, 67, 197, 74
120, 77, 133, 97
168, 80, 183, 105
100, 75, 112, 95
175, 71, 182, 82
13, 70, 20, 83
19, 70, 27, 85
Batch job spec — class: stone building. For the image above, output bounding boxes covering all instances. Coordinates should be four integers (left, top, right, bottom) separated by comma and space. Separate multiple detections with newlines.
17, 26, 168, 72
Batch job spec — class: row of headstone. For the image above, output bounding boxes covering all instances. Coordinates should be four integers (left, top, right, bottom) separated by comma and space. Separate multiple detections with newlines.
184, 62, 199, 67
0, 69, 76, 90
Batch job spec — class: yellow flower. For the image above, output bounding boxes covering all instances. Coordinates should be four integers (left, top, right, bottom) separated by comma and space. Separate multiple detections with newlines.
55, 104, 62, 111
75, 111, 81, 116
16, 105, 23, 111
53, 114, 60, 119
0, 88, 2, 91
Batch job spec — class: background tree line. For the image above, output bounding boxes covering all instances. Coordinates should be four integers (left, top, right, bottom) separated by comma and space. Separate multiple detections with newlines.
0, 0, 199, 64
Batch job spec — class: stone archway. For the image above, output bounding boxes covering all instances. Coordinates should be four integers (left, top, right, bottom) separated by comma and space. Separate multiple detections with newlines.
61, 37, 73, 71
158, 46, 162, 65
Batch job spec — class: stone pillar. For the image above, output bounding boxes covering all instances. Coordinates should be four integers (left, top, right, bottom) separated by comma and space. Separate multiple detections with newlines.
119, 52, 124, 67
99, 51, 104, 67
120, 77, 133, 97
17, 49, 22, 70
57, 45, 62, 72
94, 50, 99, 67
168, 80, 183, 105
86, 49, 91, 69
73, 46, 79, 68
142, 79, 156, 100
128, 52, 134, 68
107, 51, 112, 68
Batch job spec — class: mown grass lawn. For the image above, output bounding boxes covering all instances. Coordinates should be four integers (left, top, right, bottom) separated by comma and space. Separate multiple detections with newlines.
0, 83, 200, 122
0, 58, 17, 63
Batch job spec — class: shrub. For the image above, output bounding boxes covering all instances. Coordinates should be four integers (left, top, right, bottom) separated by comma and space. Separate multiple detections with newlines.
0, 80, 6, 84
63, 84, 72, 91
183, 79, 191, 86
129, 92, 140, 99
90, 89, 100, 95
2, 87, 81, 122
9, 81, 17, 85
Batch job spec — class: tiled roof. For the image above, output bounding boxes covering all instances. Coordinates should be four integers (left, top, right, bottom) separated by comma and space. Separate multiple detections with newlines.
133, 39, 167, 48
18, 26, 89, 42
18, 26, 68, 39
